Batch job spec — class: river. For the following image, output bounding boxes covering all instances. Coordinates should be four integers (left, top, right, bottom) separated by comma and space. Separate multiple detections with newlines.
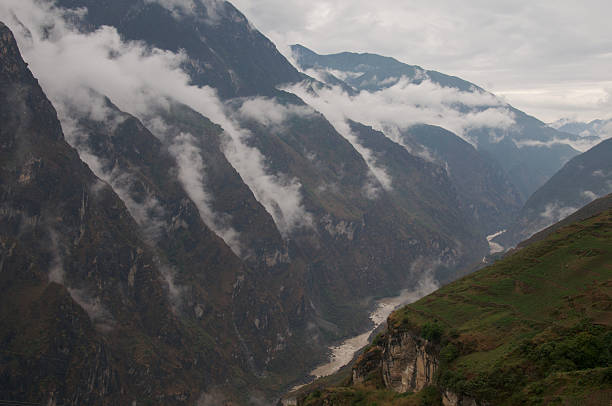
306, 277, 439, 380
486, 230, 506, 254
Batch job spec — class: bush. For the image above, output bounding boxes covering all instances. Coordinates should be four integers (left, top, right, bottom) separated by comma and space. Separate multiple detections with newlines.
440, 343, 459, 364
372, 332, 385, 346
419, 386, 442, 405
421, 322, 443, 342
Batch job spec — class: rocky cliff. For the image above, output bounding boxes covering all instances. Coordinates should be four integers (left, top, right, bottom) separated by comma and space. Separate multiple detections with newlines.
352, 331, 438, 393
350, 329, 483, 406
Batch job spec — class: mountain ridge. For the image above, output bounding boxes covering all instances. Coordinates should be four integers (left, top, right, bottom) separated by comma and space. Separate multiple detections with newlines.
290, 44, 580, 200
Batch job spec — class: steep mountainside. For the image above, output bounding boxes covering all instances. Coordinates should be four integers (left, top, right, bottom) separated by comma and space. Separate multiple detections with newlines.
290, 45, 580, 200
0, 21, 263, 404
57, 96, 312, 379
497, 138, 612, 248
228, 95, 488, 317
294, 204, 612, 406
398, 124, 523, 235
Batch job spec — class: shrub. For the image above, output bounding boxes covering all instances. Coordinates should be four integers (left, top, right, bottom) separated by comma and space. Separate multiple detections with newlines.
440, 343, 459, 364
421, 322, 443, 342
419, 386, 442, 405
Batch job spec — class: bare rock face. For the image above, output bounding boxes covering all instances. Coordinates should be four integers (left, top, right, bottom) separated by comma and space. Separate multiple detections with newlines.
351, 330, 438, 392
381, 331, 439, 392
351, 330, 488, 406
351, 347, 383, 386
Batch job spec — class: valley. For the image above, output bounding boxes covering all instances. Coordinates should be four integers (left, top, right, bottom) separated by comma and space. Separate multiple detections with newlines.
0, 1, 610, 405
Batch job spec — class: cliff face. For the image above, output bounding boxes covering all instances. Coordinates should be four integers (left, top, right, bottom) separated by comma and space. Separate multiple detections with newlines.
352, 331, 438, 392
382, 331, 439, 392
350, 330, 483, 406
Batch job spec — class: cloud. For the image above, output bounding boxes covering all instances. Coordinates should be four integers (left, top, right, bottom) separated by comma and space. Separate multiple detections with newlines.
58, 109, 169, 243
540, 202, 578, 224
582, 190, 598, 201
236, 96, 315, 128
282, 76, 517, 197
231, 0, 612, 123
168, 132, 242, 254
143, 0, 196, 15
512, 134, 606, 152
283, 77, 515, 186
285, 78, 515, 143
283, 82, 394, 196
47, 229, 66, 285
68, 287, 116, 332
1, 0, 312, 238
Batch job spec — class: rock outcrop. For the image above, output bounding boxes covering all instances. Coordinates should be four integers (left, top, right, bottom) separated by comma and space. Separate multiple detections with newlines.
350, 328, 488, 406
381, 331, 439, 392
352, 330, 438, 392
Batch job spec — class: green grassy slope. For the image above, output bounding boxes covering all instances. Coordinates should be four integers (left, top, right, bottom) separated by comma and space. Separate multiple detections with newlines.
300, 207, 612, 405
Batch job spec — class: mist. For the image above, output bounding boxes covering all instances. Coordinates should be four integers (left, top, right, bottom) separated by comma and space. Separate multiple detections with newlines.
284, 76, 516, 147
168, 131, 242, 254
0, 0, 312, 239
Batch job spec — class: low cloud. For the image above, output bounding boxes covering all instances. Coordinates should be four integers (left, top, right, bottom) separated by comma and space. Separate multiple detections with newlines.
68, 287, 116, 332
144, 0, 196, 16
513, 135, 605, 153
540, 202, 578, 224
1, 0, 312, 238
47, 229, 66, 285
59, 111, 169, 243
168, 132, 242, 254
283, 77, 515, 148
582, 190, 598, 201
236, 97, 314, 128
283, 77, 514, 196
283, 82, 394, 197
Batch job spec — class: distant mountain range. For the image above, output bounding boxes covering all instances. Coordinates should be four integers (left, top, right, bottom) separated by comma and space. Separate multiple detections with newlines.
290, 45, 581, 201
552, 117, 612, 139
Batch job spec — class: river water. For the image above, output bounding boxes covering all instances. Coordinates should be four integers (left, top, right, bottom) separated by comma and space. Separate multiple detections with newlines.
307, 277, 439, 380
486, 230, 506, 254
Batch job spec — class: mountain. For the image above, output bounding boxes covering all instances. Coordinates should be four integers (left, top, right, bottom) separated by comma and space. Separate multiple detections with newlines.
553, 117, 612, 144
290, 45, 580, 200
496, 137, 612, 248
0, 1, 498, 402
0, 20, 257, 404
55, 0, 303, 99
292, 202, 612, 405
396, 124, 523, 235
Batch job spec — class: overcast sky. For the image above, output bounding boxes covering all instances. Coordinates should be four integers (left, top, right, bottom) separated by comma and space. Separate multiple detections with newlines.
231, 0, 612, 123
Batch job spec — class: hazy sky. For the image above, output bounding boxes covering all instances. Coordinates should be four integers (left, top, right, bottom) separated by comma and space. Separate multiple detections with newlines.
231, 0, 612, 123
